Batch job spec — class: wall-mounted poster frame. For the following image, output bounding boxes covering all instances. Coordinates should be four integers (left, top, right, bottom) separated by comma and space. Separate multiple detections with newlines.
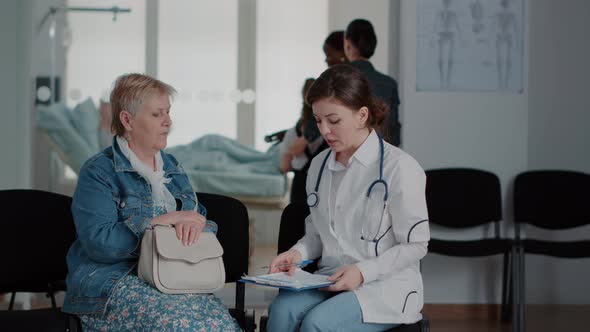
416, 0, 524, 92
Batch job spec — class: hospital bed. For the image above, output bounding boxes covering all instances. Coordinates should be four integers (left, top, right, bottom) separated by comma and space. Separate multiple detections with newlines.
35, 101, 290, 209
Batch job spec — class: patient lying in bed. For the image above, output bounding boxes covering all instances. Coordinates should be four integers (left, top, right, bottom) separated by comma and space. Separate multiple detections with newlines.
166, 134, 282, 175
36, 100, 308, 198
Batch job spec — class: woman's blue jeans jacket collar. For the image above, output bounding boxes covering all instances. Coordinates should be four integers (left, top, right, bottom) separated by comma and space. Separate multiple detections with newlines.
62, 139, 211, 315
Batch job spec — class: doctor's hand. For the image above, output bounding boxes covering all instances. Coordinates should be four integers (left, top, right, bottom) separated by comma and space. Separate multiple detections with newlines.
268, 249, 302, 276
325, 265, 364, 292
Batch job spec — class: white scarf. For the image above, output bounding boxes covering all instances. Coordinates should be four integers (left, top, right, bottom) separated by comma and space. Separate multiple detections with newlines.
116, 136, 176, 213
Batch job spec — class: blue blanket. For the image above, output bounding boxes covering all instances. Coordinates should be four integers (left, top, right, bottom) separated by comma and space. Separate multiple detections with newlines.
37, 102, 286, 197
166, 134, 281, 175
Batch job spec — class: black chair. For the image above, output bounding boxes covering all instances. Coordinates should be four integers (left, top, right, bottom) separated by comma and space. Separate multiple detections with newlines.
513, 170, 590, 332
425, 168, 516, 328
0, 189, 79, 332
260, 202, 429, 332
277, 201, 309, 255
197, 192, 256, 332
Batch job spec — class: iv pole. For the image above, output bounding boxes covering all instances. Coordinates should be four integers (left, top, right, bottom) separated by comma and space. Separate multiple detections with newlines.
37, 6, 131, 105
36, 6, 131, 194
38, 6, 132, 34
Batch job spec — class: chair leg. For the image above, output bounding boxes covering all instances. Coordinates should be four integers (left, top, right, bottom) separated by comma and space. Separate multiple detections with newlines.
236, 282, 245, 312
511, 245, 519, 332
501, 251, 512, 322
47, 283, 57, 309
68, 314, 81, 332
259, 315, 268, 332
8, 292, 16, 311
245, 309, 256, 332
420, 315, 430, 332
519, 245, 525, 332
49, 292, 57, 309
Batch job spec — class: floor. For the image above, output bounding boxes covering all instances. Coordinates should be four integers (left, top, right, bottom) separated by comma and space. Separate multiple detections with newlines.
423, 304, 588, 332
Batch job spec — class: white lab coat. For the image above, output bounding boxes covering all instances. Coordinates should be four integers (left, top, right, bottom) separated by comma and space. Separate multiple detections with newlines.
292, 130, 430, 324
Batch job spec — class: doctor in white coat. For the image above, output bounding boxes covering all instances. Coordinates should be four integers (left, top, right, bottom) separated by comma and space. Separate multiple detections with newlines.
266, 64, 430, 332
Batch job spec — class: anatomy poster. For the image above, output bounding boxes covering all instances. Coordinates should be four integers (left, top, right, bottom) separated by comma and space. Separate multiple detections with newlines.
417, 0, 524, 92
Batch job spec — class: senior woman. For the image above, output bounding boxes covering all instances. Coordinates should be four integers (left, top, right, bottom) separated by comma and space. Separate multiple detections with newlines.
62, 73, 241, 331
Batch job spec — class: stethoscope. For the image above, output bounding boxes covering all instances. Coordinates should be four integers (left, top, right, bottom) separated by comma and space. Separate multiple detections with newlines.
306, 135, 391, 256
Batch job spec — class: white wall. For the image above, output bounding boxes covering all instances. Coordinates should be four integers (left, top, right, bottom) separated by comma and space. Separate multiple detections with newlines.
399, 0, 529, 304
0, 0, 33, 190
528, 0, 590, 172
524, 0, 590, 304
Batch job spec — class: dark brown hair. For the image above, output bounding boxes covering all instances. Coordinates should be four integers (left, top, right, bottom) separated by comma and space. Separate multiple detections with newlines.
345, 19, 377, 59
324, 31, 345, 52
306, 64, 388, 131
298, 78, 316, 131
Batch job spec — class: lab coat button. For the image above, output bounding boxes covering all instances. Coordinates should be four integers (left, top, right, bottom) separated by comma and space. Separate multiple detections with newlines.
120, 201, 126, 208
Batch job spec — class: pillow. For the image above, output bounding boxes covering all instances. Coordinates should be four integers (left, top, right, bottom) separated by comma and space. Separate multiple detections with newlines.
70, 98, 100, 153
36, 103, 96, 173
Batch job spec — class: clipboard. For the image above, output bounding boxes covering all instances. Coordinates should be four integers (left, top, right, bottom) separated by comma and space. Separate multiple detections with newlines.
239, 269, 333, 291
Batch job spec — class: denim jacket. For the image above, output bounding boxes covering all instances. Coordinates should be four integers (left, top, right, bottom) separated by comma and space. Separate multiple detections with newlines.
62, 139, 209, 315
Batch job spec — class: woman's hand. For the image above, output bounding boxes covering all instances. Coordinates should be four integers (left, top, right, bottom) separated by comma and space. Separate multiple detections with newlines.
175, 219, 206, 246
324, 265, 364, 292
151, 211, 206, 246
268, 249, 302, 275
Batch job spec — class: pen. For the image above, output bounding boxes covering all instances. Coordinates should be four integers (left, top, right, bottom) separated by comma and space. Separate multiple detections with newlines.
261, 259, 314, 269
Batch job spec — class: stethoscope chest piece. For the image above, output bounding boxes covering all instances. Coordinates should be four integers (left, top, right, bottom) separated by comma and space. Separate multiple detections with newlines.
307, 192, 319, 208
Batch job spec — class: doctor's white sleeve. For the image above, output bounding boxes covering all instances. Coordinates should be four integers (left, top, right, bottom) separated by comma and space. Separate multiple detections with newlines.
356, 155, 430, 284
291, 214, 323, 261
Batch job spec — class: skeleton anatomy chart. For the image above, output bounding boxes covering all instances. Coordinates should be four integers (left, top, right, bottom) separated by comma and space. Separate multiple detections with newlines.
417, 0, 523, 92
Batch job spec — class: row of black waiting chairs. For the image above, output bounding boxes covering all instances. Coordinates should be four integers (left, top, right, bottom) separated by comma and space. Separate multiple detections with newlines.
420, 168, 589, 332
1, 168, 588, 332
0, 190, 254, 332
265, 168, 590, 332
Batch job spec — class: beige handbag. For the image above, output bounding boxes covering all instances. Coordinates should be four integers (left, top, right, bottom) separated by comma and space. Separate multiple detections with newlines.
138, 224, 226, 294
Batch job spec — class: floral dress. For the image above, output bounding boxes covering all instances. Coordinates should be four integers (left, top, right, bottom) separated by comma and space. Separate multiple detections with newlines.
79, 206, 241, 332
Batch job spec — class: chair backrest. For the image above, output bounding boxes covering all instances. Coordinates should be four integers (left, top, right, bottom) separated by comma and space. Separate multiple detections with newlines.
0, 190, 75, 294
425, 168, 502, 228
277, 201, 310, 254
196, 192, 249, 282
514, 170, 590, 230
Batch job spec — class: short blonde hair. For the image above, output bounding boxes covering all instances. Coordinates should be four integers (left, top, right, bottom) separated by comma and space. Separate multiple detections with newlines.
110, 73, 176, 136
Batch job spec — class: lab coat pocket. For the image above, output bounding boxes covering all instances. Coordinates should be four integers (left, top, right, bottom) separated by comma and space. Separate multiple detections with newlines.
387, 273, 424, 318
401, 290, 420, 314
